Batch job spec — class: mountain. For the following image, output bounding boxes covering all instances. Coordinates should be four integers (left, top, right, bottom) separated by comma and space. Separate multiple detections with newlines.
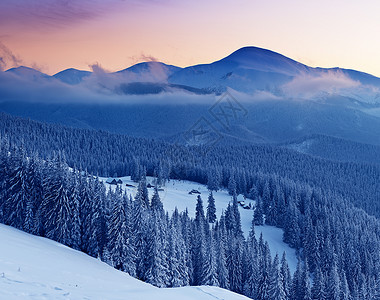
168, 46, 299, 93
116, 61, 181, 77
1, 46, 380, 147
5, 47, 380, 99
5, 66, 51, 81
169, 46, 380, 97
114, 61, 182, 85
284, 134, 380, 166
0, 224, 250, 300
53, 68, 92, 85
169, 46, 311, 93
116, 82, 212, 95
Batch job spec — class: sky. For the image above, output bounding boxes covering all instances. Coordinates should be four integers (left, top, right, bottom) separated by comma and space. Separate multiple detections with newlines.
0, 0, 379, 76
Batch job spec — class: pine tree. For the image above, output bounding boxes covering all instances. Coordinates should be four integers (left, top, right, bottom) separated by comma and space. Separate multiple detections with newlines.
300, 261, 312, 300
195, 195, 206, 226
244, 220, 258, 298
254, 196, 264, 226
151, 185, 164, 215
340, 273, 350, 300
228, 174, 237, 195
268, 254, 287, 300
167, 219, 189, 287
107, 196, 136, 276
41, 162, 79, 248
68, 173, 81, 250
192, 209, 207, 286
262, 180, 271, 214
207, 169, 221, 192
326, 263, 341, 300
232, 192, 243, 237
87, 177, 107, 258
216, 216, 229, 289
206, 191, 217, 223
24, 156, 42, 234
145, 213, 169, 287
4, 154, 29, 230
227, 237, 244, 293
311, 267, 326, 300
78, 172, 93, 253
135, 178, 149, 209
132, 193, 147, 279
280, 252, 291, 300
201, 230, 219, 286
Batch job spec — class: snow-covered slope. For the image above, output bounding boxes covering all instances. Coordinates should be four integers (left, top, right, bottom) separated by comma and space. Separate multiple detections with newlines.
168, 47, 295, 93
116, 62, 181, 78
53, 68, 92, 85
220, 47, 310, 75
100, 176, 298, 273
169, 46, 380, 97
5, 66, 51, 82
0, 224, 251, 300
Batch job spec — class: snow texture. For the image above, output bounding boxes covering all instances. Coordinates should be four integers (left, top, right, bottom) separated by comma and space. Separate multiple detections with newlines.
100, 176, 298, 273
0, 224, 250, 300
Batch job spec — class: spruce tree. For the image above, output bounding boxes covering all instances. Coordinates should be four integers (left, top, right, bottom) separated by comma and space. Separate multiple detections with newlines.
206, 191, 217, 224
151, 185, 164, 215
268, 254, 286, 300
254, 196, 264, 226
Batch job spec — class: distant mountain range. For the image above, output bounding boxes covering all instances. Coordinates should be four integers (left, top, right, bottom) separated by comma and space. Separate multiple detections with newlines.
1, 46, 380, 149
4, 46, 380, 99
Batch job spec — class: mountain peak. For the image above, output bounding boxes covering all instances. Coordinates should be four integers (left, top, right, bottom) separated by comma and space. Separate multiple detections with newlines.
5, 66, 51, 81
220, 46, 309, 75
53, 68, 92, 85
6, 66, 44, 74
116, 61, 181, 75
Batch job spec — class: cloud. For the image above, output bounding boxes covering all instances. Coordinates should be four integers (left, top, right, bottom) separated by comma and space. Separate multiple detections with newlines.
0, 0, 129, 30
139, 54, 159, 63
282, 70, 361, 99
0, 0, 169, 31
0, 68, 215, 106
0, 41, 22, 71
82, 58, 175, 94
127, 54, 170, 82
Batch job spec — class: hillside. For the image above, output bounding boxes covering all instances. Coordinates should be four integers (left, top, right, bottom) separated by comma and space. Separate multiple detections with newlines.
0, 224, 250, 300
101, 176, 298, 273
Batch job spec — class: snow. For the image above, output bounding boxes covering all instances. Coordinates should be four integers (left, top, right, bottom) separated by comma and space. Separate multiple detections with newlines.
0, 224, 251, 300
100, 176, 298, 273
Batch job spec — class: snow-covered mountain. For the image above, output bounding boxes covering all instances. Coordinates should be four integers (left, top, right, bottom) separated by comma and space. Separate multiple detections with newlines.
116, 61, 181, 78
0, 224, 251, 300
169, 46, 380, 97
53, 68, 92, 85
168, 47, 305, 93
4, 46, 380, 99
2, 46, 380, 146
5, 66, 51, 82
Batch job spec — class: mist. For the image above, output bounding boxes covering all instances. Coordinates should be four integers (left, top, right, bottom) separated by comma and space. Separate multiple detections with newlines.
0, 70, 217, 106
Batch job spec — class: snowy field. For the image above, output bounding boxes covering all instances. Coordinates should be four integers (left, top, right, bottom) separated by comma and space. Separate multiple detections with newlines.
0, 224, 251, 300
100, 176, 298, 273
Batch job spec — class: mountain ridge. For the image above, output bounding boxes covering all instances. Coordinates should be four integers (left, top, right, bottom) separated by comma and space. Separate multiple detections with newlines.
5, 46, 380, 85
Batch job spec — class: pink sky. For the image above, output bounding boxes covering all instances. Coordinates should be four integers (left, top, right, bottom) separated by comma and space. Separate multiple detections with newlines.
1, 0, 379, 76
